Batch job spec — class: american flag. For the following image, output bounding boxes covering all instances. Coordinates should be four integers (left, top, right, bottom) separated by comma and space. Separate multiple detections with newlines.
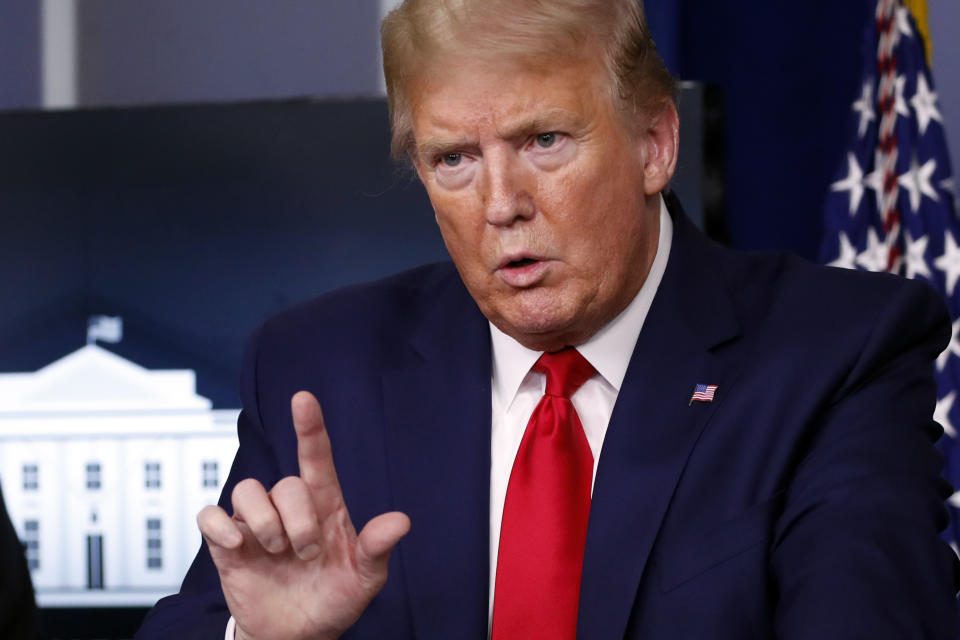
690, 384, 718, 404
820, 0, 960, 558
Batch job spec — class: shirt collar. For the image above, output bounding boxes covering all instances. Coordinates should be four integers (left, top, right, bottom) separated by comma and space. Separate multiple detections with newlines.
490, 196, 673, 405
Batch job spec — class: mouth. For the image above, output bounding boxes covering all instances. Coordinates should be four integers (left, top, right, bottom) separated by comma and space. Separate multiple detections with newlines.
506, 257, 538, 269
496, 254, 551, 288
497, 252, 545, 270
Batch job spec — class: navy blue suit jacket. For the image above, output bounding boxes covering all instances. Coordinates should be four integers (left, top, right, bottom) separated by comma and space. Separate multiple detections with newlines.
138, 201, 960, 639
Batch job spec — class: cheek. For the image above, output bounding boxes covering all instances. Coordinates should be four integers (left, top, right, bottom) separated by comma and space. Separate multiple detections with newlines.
432, 199, 487, 268
534, 171, 582, 227
553, 179, 644, 272
538, 167, 613, 240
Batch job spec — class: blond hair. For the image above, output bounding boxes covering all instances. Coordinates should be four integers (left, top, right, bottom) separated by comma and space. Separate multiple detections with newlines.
381, 0, 677, 159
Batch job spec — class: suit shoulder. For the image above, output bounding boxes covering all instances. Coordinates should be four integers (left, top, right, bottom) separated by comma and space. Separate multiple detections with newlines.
256, 261, 461, 343
712, 246, 950, 371
716, 246, 945, 327
234, 261, 473, 434
242, 262, 465, 369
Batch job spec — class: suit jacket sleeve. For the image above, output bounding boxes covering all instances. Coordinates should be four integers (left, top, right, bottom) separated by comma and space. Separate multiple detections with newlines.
771, 277, 959, 638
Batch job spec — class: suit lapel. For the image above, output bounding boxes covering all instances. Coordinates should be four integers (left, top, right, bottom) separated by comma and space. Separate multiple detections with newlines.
381, 274, 492, 640
578, 205, 749, 639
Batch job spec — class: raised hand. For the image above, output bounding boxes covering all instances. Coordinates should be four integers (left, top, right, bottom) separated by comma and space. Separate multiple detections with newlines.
197, 391, 411, 640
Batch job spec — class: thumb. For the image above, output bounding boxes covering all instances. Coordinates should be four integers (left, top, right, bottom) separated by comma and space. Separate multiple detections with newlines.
355, 511, 411, 593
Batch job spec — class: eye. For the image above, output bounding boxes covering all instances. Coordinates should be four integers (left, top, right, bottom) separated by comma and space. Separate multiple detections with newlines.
441, 153, 463, 167
535, 132, 557, 148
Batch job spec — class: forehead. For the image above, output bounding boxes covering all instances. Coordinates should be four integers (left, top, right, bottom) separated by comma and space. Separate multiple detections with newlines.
409, 56, 613, 148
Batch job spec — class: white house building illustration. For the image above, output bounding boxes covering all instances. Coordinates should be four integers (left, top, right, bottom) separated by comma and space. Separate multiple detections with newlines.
0, 343, 239, 607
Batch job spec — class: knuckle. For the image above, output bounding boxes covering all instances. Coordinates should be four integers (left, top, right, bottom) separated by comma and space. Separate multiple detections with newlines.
196, 505, 220, 531
285, 516, 320, 544
244, 507, 280, 535
197, 504, 219, 522
294, 541, 322, 561
270, 475, 305, 499
231, 478, 264, 505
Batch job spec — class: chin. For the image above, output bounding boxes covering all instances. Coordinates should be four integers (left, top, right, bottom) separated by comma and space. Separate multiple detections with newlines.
495, 308, 583, 350
481, 287, 592, 346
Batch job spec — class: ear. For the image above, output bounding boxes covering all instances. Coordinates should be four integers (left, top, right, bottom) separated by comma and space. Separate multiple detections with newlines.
638, 100, 680, 196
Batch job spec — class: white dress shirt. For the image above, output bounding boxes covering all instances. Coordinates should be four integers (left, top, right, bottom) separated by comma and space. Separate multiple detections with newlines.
226, 198, 672, 640
487, 198, 672, 627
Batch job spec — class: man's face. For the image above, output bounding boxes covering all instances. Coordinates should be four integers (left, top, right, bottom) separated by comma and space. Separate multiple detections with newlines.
411, 55, 675, 351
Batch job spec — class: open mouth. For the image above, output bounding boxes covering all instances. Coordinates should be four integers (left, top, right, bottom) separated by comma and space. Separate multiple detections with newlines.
497, 255, 548, 287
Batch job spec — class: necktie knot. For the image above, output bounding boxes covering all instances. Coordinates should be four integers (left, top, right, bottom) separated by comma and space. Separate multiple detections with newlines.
533, 348, 595, 399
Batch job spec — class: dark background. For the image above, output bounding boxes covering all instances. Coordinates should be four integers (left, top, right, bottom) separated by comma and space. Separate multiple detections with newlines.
661, 0, 879, 258
0, 100, 444, 407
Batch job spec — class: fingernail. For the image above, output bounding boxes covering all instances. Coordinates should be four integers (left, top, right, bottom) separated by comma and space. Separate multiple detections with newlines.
300, 544, 320, 560
267, 536, 286, 553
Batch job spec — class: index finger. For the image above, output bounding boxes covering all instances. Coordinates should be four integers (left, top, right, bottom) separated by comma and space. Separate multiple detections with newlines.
291, 390, 345, 513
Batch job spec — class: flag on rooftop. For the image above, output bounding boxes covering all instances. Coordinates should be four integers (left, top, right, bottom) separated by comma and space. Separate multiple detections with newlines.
820, 0, 960, 559
87, 315, 123, 345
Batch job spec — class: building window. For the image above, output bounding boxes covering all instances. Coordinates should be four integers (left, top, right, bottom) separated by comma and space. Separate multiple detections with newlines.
86, 463, 101, 490
202, 461, 218, 489
146, 518, 162, 570
144, 462, 161, 489
22, 464, 38, 491
23, 520, 39, 570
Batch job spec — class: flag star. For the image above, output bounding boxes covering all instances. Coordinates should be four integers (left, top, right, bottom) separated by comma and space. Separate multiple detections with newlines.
937, 321, 960, 372
863, 150, 885, 210
896, 6, 914, 37
911, 74, 943, 135
898, 154, 939, 212
855, 227, 890, 272
903, 230, 931, 280
831, 153, 866, 215
828, 232, 858, 269
935, 231, 960, 295
852, 81, 876, 137
894, 75, 911, 119
934, 390, 957, 436
937, 318, 960, 370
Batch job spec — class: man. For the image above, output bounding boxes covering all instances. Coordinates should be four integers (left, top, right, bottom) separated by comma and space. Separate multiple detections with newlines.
137, 0, 960, 638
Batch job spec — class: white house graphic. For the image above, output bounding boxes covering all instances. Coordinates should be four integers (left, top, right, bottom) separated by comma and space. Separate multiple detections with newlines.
0, 344, 239, 607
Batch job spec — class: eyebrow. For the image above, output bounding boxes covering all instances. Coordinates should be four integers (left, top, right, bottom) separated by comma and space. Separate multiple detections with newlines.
496, 108, 580, 141
415, 108, 581, 160
416, 136, 476, 161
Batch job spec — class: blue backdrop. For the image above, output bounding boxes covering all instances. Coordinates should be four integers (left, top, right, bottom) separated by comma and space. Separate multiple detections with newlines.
648, 0, 878, 259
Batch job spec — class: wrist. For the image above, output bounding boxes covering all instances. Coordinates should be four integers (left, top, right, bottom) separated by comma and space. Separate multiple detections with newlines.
233, 623, 340, 640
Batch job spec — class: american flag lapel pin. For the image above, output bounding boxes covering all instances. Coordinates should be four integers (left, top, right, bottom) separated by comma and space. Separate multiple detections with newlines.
689, 384, 718, 406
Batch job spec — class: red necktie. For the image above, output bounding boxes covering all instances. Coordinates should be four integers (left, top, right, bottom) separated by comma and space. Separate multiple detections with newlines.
492, 348, 596, 640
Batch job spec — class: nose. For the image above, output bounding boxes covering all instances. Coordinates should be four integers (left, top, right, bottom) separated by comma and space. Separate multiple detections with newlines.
480, 148, 535, 226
